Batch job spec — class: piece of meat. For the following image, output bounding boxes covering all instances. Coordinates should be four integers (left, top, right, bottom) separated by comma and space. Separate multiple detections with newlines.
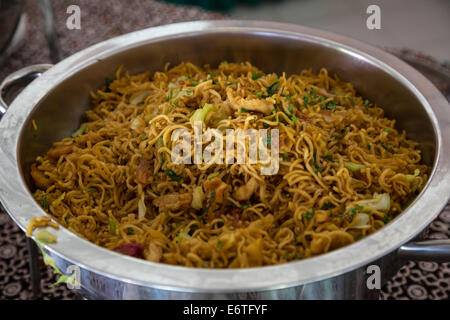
153, 193, 192, 212
227, 88, 274, 115
30, 164, 52, 189
234, 177, 259, 201
144, 242, 162, 262
136, 157, 150, 186
113, 243, 143, 258
203, 178, 229, 217
46, 145, 73, 160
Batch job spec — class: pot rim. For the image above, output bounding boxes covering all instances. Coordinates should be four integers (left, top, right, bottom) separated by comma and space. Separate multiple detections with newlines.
0, 20, 449, 293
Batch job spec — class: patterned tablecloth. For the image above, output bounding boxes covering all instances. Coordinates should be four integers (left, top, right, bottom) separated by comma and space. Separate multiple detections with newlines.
0, 0, 448, 300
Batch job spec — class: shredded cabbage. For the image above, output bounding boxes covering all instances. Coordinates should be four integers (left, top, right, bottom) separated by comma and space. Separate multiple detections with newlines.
344, 161, 366, 172
406, 169, 420, 183
130, 90, 152, 105
138, 194, 146, 219
356, 193, 390, 211
176, 228, 192, 243
35, 230, 57, 244
350, 213, 371, 229
190, 103, 216, 123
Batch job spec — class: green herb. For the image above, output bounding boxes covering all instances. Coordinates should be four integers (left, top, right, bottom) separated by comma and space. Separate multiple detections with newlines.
266, 133, 271, 147
204, 190, 216, 215
126, 227, 134, 235
71, 123, 87, 138
42, 195, 47, 209
252, 72, 261, 80
303, 95, 309, 108
324, 155, 334, 162
209, 72, 216, 78
123, 170, 127, 177
364, 99, 370, 108
240, 107, 251, 113
305, 209, 315, 219
217, 239, 223, 248
381, 142, 393, 153
266, 81, 280, 96
355, 234, 366, 240
290, 115, 297, 122
165, 169, 182, 181
312, 153, 324, 174
155, 136, 164, 147
140, 134, 148, 141
240, 205, 249, 209
349, 97, 355, 106
257, 92, 263, 98
226, 81, 238, 86
322, 100, 336, 111
282, 153, 289, 161
288, 104, 294, 113
384, 128, 391, 132
382, 214, 390, 224
320, 203, 334, 210
109, 219, 117, 234
199, 215, 205, 223
293, 254, 303, 260
191, 80, 198, 86
105, 77, 112, 88
166, 90, 173, 102
343, 206, 364, 222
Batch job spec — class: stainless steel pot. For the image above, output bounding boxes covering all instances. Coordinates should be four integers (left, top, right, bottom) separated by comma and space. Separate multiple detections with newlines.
0, 21, 449, 300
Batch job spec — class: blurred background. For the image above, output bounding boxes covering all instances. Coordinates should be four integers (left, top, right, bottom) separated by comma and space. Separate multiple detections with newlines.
1, 0, 449, 69
169, 0, 450, 61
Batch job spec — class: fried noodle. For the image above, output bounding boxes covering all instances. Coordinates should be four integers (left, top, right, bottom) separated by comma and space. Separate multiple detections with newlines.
30, 62, 428, 268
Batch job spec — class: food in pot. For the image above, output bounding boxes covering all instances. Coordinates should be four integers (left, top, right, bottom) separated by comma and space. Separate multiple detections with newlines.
30, 62, 428, 268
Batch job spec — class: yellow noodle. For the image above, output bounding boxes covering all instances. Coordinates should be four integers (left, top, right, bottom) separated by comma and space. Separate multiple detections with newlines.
30, 62, 428, 268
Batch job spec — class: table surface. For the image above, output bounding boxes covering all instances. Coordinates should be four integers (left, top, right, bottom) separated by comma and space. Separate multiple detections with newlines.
0, 0, 448, 300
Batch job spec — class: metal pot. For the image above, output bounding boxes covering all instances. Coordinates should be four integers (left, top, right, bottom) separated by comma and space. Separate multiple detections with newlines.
0, 21, 449, 300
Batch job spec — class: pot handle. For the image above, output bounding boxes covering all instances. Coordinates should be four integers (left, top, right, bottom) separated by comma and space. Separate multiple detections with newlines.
0, 64, 53, 117
397, 239, 450, 262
